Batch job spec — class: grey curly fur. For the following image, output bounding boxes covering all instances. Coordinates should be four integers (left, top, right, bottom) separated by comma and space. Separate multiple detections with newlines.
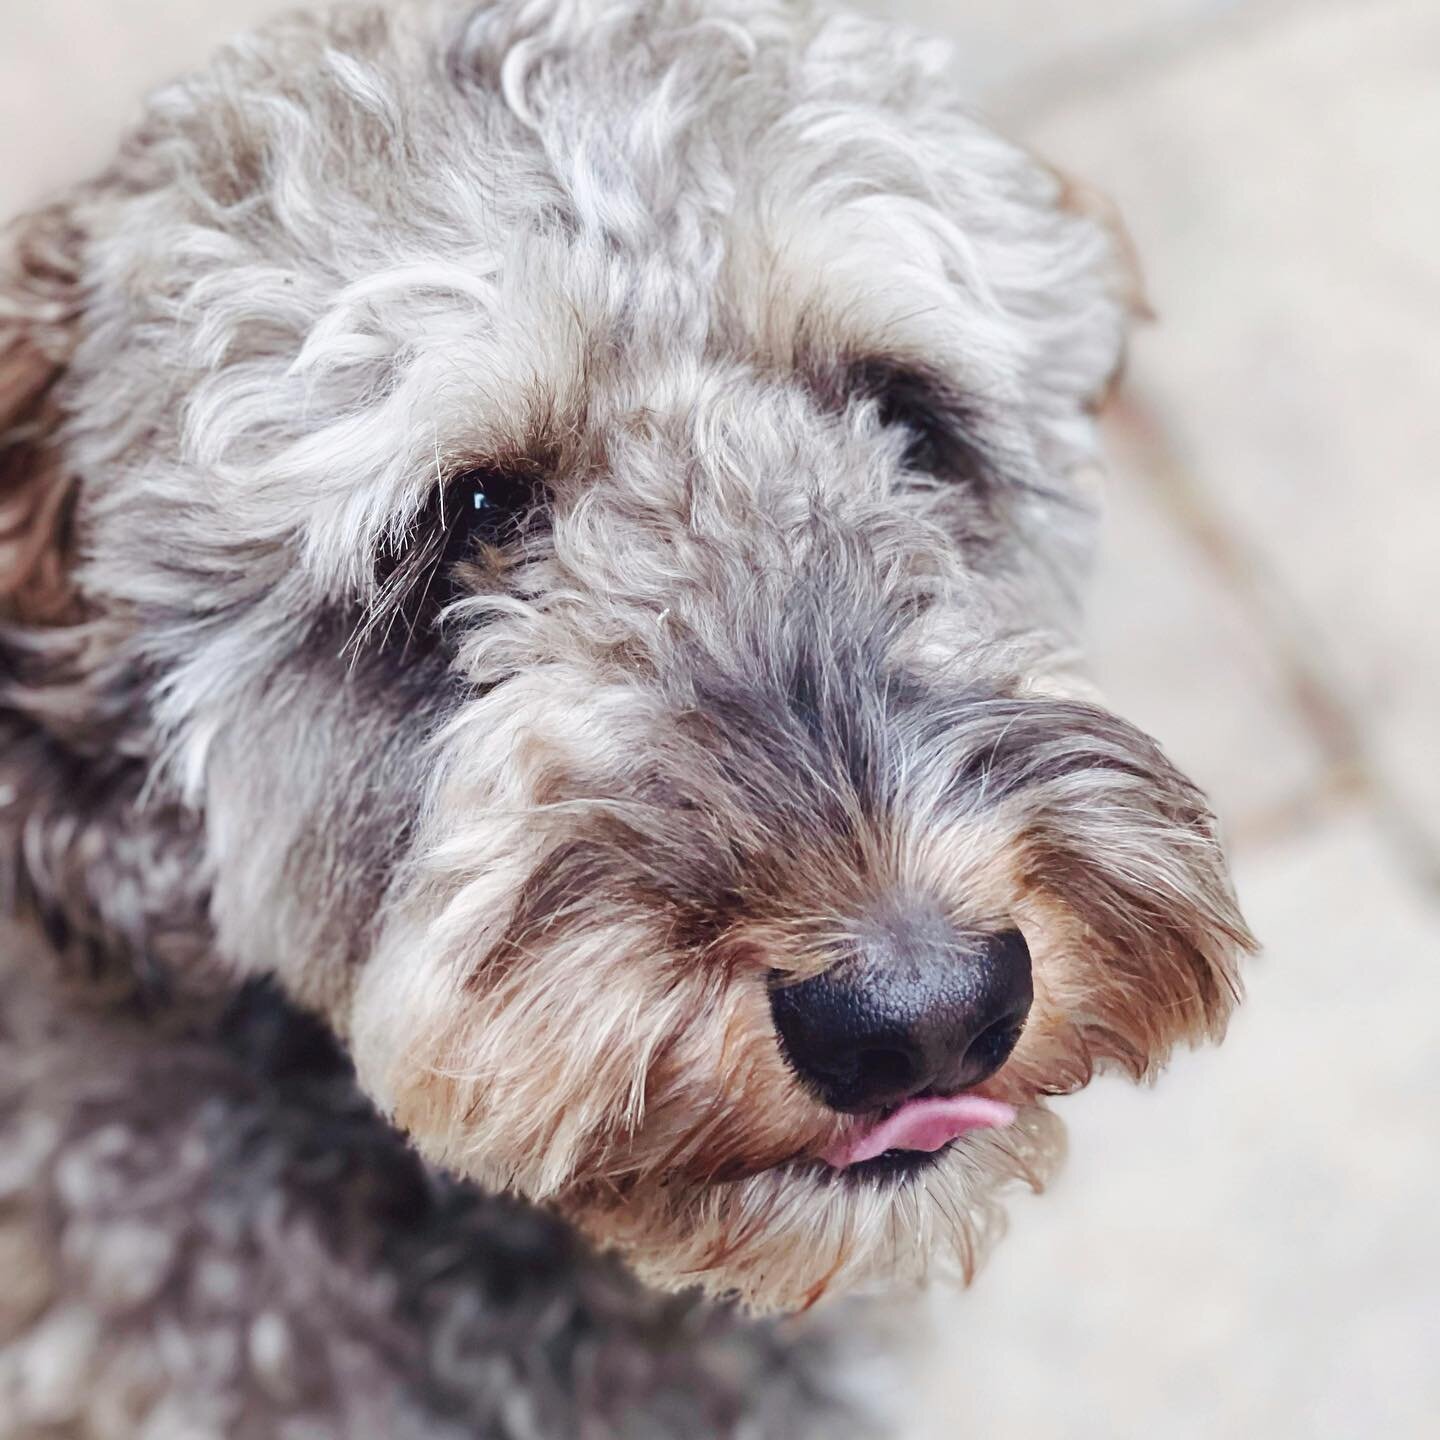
0, 0, 1253, 1433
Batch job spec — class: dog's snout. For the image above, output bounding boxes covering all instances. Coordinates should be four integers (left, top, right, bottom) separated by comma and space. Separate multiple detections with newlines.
769, 919, 1033, 1114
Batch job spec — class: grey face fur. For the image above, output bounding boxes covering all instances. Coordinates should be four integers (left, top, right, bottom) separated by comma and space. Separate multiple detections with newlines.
0, 0, 1252, 1312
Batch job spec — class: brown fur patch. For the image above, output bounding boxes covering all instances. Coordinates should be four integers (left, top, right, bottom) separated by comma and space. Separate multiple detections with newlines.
0, 204, 86, 627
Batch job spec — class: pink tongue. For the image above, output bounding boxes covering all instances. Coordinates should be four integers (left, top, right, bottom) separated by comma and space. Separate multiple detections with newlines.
821, 1095, 1016, 1169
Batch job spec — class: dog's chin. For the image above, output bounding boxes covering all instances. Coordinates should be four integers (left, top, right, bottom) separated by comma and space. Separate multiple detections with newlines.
562, 1102, 1066, 1313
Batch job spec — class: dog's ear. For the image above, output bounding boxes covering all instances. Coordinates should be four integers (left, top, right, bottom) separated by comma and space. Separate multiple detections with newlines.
0, 199, 190, 986
1049, 164, 1151, 325
1046, 164, 1151, 413
0, 201, 87, 628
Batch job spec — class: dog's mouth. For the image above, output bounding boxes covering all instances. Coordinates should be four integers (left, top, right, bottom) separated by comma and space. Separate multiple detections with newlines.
816, 1094, 1017, 1182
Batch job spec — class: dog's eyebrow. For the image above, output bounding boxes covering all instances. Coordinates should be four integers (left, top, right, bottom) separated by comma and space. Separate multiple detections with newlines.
816, 356, 994, 490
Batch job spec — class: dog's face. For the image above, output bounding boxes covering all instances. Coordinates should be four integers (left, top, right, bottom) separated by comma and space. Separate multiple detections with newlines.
0, 0, 1251, 1311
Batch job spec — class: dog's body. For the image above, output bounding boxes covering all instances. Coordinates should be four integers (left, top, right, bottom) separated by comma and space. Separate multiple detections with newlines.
0, 1, 1251, 1434
0, 930, 863, 1437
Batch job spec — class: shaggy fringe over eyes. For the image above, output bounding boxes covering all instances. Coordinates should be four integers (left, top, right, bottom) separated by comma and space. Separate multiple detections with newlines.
821, 355, 996, 493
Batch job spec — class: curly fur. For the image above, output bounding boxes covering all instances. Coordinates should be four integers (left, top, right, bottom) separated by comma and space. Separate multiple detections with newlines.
0, 931, 869, 1438
0, 0, 1253, 1432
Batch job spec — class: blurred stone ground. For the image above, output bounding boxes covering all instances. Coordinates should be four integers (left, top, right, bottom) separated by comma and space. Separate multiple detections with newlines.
2, 2, 1436, 1437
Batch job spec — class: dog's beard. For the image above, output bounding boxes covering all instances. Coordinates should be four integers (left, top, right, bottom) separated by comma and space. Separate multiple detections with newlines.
564, 1103, 1066, 1312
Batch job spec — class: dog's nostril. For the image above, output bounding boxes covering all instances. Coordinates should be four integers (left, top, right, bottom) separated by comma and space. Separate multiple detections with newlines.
769, 916, 1033, 1113
963, 1014, 1027, 1079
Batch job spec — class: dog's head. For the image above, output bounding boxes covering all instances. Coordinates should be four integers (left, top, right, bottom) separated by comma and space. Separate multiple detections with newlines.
0, 0, 1251, 1311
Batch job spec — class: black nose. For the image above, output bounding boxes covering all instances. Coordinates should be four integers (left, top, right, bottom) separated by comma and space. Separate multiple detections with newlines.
769, 917, 1032, 1113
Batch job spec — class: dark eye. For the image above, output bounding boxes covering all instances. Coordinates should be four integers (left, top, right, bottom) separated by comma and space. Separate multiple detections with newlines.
428, 465, 546, 580
876, 391, 953, 475
372, 466, 547, 646
847, 358, 992, 489
451, 467, 543, 548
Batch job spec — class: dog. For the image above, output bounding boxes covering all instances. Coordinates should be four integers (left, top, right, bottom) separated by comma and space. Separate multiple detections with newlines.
0, 0, 1254, 1433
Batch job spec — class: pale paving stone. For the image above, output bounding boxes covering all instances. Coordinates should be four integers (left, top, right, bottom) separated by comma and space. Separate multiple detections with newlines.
913, 805, 1440, 1439
861, 0, 1253, 98
1016, 0, 1440, 857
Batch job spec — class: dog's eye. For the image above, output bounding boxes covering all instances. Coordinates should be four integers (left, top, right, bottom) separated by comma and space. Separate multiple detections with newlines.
849, 359, 991, 489
878, 393, 947, 475
450, 467, 541, 547
371, 466, 546, 646
430, 465, 548, 581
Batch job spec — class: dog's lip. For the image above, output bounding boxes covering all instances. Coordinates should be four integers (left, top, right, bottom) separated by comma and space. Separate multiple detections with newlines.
819, 1094, 1017, 1170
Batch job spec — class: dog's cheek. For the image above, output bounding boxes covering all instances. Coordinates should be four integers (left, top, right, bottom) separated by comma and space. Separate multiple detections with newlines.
1, 200, 217, 983
615, 975, 838, 1185
984, 892, 1108, 1099
348, 873, 829, 1198
348, 897, 674, 1197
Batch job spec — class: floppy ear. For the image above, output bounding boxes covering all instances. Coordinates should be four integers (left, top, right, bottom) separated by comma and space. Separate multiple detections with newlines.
0, 201, 86, 627
0, 199, 196, 987
1043, 162, 1151, 416
1049, 164, 1151, 325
